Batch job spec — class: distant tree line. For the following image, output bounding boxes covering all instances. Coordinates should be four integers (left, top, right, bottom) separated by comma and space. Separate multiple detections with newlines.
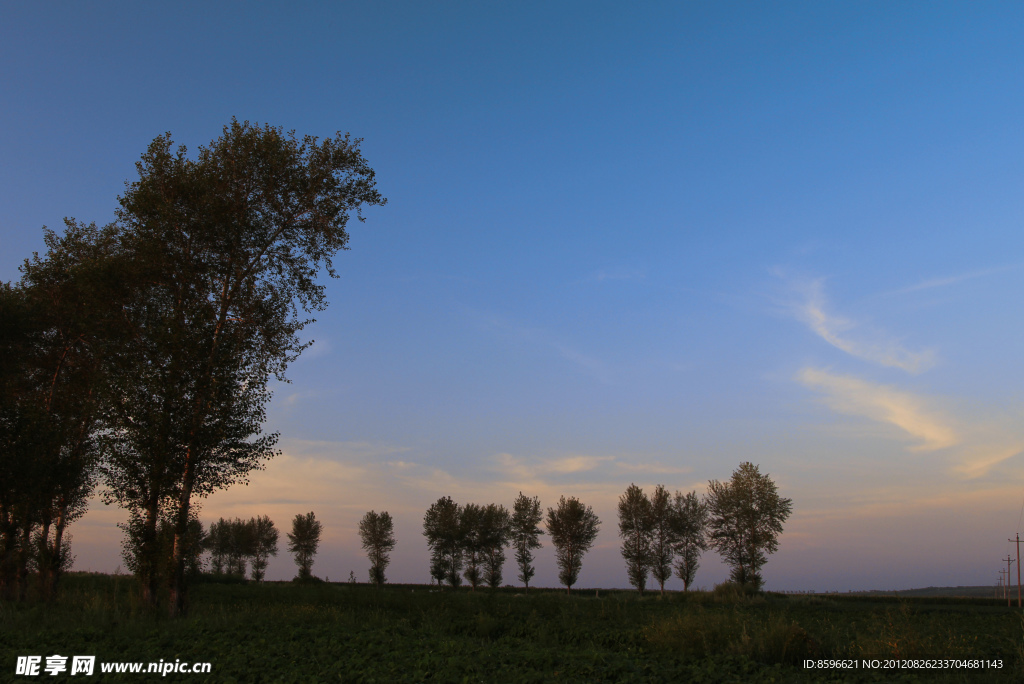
112, 459, 792, 595
401, 462, 791, 594
110, 458, 790, 594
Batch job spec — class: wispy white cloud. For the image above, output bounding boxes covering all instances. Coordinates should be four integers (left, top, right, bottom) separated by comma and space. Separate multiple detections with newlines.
887, 263, 1022, 296
953, 442, 1024, 479
491, 451, 696, 488
778, 274, 935, 373
797, 368, 1024, 478
796, 368, 957, 452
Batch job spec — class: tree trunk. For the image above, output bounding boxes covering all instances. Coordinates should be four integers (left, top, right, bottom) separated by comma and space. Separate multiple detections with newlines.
140, 498, 160, 608
168, 452, 197, 618
38, 515, 52, 601
17, 520, 33, 601
49, 505, 67, 598
0, 504, 13, 600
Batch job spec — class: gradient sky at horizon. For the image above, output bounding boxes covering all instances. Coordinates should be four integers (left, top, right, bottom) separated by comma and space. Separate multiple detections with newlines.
3, 2, 1024, 591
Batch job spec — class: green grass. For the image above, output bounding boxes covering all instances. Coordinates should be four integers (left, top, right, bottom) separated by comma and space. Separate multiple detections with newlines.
1, 573, 1022, 682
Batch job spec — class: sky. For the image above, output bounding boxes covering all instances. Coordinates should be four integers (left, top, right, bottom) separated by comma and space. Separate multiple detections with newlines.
3, 2, 1024, 592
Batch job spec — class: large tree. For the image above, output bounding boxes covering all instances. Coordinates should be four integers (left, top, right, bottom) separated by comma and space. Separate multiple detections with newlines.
100, 119, 384, 614
358, 510, 396, 587
706, 462, 792, 590
617, 484, 653, 594
422, 496, 464, 588
546, 496, 600, 594
670, 490, 708, 591
0, 222, 116, 600
509, 492, 544, 592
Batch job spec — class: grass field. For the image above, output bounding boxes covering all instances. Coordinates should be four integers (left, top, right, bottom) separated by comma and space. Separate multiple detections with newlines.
2, 573, 1022, 682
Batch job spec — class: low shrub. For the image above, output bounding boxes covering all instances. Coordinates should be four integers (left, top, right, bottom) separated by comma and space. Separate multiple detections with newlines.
646, 608, 818, 665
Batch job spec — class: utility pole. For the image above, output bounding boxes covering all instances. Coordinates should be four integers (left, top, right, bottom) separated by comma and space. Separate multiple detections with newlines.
999, 570, 1008, 600
1003, 556, 1015, 607
1010, 535, 1022, 608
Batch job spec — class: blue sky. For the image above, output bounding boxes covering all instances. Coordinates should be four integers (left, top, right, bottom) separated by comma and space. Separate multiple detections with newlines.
3, 2, 1024, 590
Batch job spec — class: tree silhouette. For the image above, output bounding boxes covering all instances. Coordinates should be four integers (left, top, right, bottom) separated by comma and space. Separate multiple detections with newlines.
706, 462, 792, 590
510, 492, 544, 591
671, 490, 708, 591
1, 224, 115, 600
460, 503, 485, 589
358, 510, 395, 587
648, 484, 675, 595
481, 503, 511, 589
618, 484, 654, 594
101, 119, 383, 615
546, 496, 600, 594
287, 512, 322, 581
423, 497, 463, 588
249, 515, 279, 582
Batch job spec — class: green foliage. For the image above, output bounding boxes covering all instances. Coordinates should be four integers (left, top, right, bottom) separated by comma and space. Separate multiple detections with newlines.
460, 503, 511, 590
423, 496, 464, 588
204, 515, 277, 581
249, 515, 279, 583
98, 119, 384, 615
119, 510, 206, 587
358, 510, 395, 586
422, 499, 511, 590
480, 503, 511, 589
460, 503, 485, 589
0, 222, 114, 601
671, 489, 708, 591
707, 462, 792, 590
510, 492, 544, 591
546, 496, 600, 593
618, 484, 654, 594
2, 574, 1019, 683
646, 606, 819, 665
648, 484, 675, 594
287, 512, 322, 581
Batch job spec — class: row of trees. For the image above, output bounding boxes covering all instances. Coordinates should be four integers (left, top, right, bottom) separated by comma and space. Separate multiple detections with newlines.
618, 463, 792, 593
121, 511, 323, 584
111, 458, 789, 591
352, 463, 789, 594
0, 120, 384, 613
105, 462, 788, 591
420, 494, 599, 594
206, 516, 279, 581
